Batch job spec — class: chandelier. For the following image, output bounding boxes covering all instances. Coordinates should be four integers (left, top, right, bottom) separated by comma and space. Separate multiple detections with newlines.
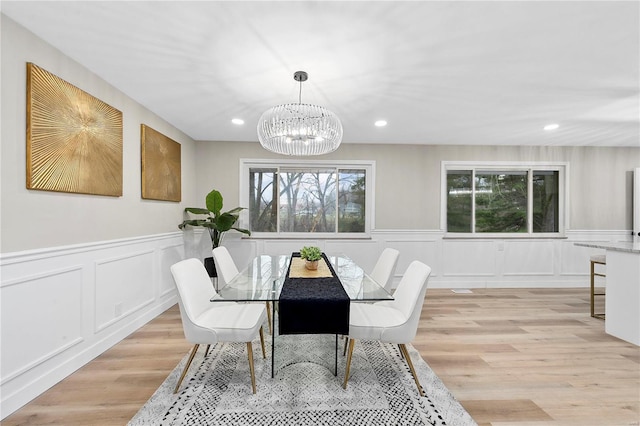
257, 71, 343, 156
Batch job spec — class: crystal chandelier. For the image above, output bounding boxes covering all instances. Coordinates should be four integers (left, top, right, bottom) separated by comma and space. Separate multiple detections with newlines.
257, 71, 343, 156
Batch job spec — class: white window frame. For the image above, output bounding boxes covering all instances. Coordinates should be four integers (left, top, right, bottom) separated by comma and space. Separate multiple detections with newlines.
240, 159, 375, 239
441, 161, 569, 238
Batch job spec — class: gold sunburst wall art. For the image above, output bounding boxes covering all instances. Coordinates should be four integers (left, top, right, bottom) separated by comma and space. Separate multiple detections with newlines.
141, 125, 181, 202
26, 62, 123, 196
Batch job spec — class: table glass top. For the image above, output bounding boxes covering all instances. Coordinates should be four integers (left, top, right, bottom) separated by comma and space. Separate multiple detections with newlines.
214, 254, 393, 302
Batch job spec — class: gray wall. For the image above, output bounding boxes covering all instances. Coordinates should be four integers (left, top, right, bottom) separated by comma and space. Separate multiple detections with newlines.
195, 141, 639, 231
2, 13, 638, 256
1, 15, 199, 253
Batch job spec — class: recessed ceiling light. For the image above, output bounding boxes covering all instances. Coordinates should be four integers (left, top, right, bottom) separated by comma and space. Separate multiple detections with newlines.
231, 118, 245, 125
374, 120, 387, 127
544, 123, 559, 131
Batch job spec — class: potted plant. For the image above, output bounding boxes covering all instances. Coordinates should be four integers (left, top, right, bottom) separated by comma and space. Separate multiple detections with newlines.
300, 246, 322, 270
178, 189, 251, 277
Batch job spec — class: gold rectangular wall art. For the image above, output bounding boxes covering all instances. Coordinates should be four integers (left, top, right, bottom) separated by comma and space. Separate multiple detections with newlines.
141, 125, 181, 202
26, 63, 123, 196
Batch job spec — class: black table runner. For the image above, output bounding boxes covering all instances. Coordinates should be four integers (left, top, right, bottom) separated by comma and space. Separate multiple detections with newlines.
278, 253, 350, 335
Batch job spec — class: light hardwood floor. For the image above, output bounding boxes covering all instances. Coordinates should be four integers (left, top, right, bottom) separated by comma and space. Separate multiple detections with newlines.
3, 288, 639, 425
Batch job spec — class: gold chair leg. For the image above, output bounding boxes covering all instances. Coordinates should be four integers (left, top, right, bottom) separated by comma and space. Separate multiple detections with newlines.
590, 260, 606, 320
174, 344, 199, 394
343, 338, 356, 389
259, 326, 266, 358
247, 342, 257, 394
266, 302, 272, 334
590, 260, 596, 318
399, 344, 425, 397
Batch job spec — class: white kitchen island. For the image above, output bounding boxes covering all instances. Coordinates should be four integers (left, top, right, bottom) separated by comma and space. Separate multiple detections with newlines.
576, 241, 640, 346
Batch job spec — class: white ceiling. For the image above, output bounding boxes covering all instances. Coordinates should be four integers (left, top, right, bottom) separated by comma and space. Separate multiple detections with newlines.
2, 1, 639, 147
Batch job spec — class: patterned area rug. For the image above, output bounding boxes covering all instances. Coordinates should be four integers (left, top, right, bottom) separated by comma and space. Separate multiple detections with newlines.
128, 333, 476, 426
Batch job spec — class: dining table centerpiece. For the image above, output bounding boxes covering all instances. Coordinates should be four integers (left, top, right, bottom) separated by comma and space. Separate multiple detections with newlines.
300, 246, 322, 270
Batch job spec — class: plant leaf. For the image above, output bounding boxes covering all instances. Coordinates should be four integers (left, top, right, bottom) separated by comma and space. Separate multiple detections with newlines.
179, 219, 211, 229
224, 207, 246, 215
216, 212, 238, 232
179, 189, 250, 244
184, 207, 210, 215
231, 227, 251, 236
206, 190, 223, 216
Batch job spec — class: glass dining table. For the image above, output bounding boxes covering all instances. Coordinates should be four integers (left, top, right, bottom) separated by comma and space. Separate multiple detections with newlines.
212, 254, 393, 377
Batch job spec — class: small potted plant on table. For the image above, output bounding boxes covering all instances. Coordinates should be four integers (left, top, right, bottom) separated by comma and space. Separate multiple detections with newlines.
300, 246, 322, 270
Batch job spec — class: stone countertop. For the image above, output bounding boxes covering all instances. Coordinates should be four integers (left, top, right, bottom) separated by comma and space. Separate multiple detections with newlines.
574, 241, 640, 254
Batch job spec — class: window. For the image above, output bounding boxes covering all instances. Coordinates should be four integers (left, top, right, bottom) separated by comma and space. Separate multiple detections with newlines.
442, 162, 566, 236
241, 160, 374, 238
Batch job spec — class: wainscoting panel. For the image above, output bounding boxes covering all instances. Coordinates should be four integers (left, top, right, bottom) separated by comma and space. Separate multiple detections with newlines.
94, 250, 155, 332
503, 240, 555, 276
0, 233, 181, 420
325, 239, 381, 273
441, 239, 496, 277
0, 266, 83, 384
160, 243, 184, 297
220, 230, 631, 289
385, 239, 439, 277
560, 238, 608, 276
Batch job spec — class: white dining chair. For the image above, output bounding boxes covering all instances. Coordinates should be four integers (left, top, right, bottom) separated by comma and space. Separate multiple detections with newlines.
370, 248, 400, 292
170, 258, 267, 394
343, 260, 432, 396
212, 246, 272, 334
341, 248, 400, 350
212, 246, 240, 287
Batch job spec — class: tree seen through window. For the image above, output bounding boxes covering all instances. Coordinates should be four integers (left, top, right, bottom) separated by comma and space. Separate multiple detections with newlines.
249, 167, 366, 234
